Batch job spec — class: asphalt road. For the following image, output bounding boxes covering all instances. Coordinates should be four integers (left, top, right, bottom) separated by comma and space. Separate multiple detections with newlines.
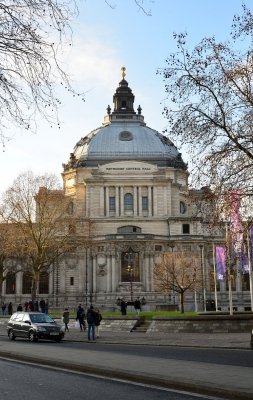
0, 334, 252, 399
0, 358, 224, 400
1, 336, 252, 369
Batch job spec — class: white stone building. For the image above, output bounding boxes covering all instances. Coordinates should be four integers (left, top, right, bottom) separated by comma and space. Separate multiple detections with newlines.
3, 70, 252, 312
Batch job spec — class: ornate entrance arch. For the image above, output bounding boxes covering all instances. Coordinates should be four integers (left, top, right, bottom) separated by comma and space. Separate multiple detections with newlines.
121, 247, 140, 282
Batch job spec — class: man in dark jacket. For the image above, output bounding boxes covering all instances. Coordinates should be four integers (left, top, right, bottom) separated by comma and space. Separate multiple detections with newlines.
76, 304, 86, 331
86, 305, 96, 341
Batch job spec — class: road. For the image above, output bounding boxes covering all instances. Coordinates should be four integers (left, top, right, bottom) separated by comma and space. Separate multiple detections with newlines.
0, 336, 252, 399
0, 358, 224, 400
1, 336, 252, 369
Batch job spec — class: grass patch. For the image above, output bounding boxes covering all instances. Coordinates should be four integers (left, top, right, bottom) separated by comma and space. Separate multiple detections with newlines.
48, 310, 197, 319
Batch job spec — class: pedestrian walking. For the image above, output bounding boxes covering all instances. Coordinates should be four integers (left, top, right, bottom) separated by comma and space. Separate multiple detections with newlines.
1, 303, 6, 315
134, 297, 141, 315
34, 300, 39, 311
94, 308, 102, 338
86, 305, 96, 341
120, 298, 127, 315
62, 308, 70, 332
7, 302, 13, 315
76, 304, 86, 331
17, 303, 23, 311
39, 298, 46, 313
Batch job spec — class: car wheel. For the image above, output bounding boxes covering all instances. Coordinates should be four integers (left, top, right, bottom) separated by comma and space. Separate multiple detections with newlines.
8, 329, 16, 341
29, 331, 38, 342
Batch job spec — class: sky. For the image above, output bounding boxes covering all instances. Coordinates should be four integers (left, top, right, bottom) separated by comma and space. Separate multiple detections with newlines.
0, 0, 249, 195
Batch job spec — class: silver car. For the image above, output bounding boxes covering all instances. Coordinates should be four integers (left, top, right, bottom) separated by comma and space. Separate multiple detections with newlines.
7, 312, 64, 342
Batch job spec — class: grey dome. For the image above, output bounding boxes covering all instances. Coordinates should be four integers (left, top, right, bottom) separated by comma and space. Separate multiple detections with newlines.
63, 70, 187, 171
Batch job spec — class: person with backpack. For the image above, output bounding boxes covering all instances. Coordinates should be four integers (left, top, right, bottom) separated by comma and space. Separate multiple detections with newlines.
76, 304, 86, 331
86, 305, 96, 341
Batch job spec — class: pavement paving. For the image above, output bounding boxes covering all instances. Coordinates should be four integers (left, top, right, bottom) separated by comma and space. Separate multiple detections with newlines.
0, 318, 252, 399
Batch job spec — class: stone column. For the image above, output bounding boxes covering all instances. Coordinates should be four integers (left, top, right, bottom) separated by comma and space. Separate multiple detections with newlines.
145, 256, 150, 291
111, 256, 116, 292
148, 186, 152, 217
106, 255, 111, 293
120, 187, 124, 216
115, 187, 120, 217
16, 271, 22, 295
134, 186, 138, 216
153, 186, 158, 216
92, 255, 97, 293
86, 185, 89, 217
105, 186, 109, 217
138, 186, 142, 217
100, 187, 104, 216
149, 254, 154, 292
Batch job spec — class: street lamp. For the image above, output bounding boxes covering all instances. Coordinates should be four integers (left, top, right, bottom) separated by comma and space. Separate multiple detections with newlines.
127, 264, 133, 303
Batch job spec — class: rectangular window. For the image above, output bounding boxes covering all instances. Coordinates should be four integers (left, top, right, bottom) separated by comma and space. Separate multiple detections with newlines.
70, 277, 74, 286
182, 224, 190, 234
155, 245, 162, 251
142, 196, 148, 210
109, 196, 116, 211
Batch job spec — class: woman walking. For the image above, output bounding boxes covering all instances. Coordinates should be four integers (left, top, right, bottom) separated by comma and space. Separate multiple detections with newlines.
63, 308, 70, 332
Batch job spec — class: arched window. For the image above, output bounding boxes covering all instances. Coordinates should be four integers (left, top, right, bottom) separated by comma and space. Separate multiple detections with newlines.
22, 272, 33, 294
5, 273, 16, 294
121, 248, 140, 282
39, 271, 49, 294
124, 193, 133, 211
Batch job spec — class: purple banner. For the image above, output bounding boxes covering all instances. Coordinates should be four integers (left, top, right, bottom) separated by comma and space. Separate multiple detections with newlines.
215, 246, 226, 281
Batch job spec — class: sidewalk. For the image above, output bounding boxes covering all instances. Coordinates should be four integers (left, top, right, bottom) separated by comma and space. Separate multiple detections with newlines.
0, 319, 252, 399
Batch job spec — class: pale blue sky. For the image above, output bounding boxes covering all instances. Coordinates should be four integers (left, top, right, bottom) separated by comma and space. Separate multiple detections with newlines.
0, 0, 247, 194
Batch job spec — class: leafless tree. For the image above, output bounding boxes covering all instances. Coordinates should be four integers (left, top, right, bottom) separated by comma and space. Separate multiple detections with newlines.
0, 222, 21, 300
0, 171, 74, 300
0, 0, 84, 146
159, 5, 253, 200
154, 252, 202, 313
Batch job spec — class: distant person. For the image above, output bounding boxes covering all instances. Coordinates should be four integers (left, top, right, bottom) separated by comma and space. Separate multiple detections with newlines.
28, 300, 34, 311
7, 302, 13, 315
45, 300, 49, 314
94, 308, 102, 338
17, 304, 23, 311
34, 300, 39, 311
39, 298, 46, 313
76, 304, 86, 331
62, 308, 70, 332
1, 303, 6, 315
86, 305, 96, 341
134, 297, 141, 315
120, 299, 127, 316
24, 301, 29, 312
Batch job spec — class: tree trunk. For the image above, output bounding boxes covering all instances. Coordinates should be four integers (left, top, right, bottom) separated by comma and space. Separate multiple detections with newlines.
180, 291, 185, 313
31, 270, 40, 301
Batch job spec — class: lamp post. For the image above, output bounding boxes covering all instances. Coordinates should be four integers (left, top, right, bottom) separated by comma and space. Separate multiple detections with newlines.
127, 264, 133, 304
85, 248, 88, 307
199, 244, 206, 312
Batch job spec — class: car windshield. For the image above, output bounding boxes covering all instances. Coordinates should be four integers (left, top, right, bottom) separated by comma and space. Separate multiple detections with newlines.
30, 314, 54, 324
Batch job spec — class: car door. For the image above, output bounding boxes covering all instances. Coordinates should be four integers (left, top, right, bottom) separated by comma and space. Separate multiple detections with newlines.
12, 313, 25, 337
20, 313, 32, 337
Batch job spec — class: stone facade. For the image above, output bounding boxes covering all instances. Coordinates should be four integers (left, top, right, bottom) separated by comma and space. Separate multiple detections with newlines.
2, 70, 252, 312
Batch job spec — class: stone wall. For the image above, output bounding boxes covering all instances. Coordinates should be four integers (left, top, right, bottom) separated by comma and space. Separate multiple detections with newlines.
147, 314, 253, 334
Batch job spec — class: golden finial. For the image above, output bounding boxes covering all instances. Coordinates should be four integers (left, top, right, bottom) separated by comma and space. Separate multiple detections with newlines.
121, 66, 126, 79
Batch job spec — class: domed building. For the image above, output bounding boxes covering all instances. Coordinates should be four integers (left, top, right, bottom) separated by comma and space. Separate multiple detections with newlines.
58, 68, 222, 311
